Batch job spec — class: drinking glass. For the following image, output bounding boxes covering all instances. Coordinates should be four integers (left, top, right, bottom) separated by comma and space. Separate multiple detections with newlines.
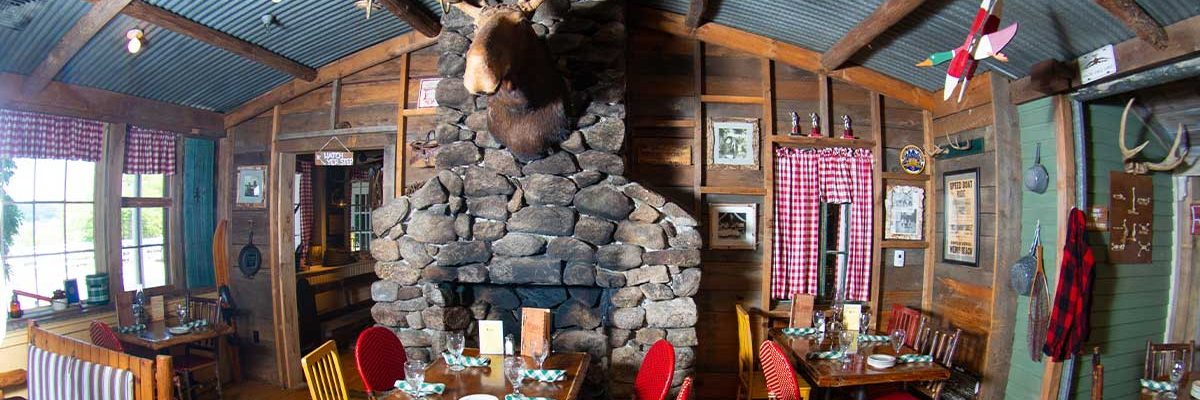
859, 311, 871, 333
532, 340, 550, 370
889, 329, 906, 355
838, 330, 854, 363
175, 303, 188, 325
813, 312, 827, 336
504, 356, 526, 396
404, 360, 427, 399
1166, 360, 1186, 399
446, 332, 466, 372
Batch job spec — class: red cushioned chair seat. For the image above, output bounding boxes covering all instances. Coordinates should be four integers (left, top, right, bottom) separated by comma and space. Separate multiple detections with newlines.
355, 326, 408, 396
870, 390, 921, 400
635, 340, 676, 400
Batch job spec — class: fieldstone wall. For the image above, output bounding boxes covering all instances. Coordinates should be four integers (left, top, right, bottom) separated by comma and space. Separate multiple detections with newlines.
369, 1, 700, 398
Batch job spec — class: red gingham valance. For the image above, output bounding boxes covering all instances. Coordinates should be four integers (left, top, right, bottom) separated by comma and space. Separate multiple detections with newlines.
0, 109, 104, 162
125, 126, 177, 175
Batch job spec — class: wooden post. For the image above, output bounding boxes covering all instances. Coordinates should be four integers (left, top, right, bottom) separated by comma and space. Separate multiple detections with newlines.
395, 53, 410, 198
760, 58, 775, 311
691, 40, 705, 214
921, 110, 936, 312
1039, 94, 1077, 400
818, 74, 832, 137
981, 74, 1021, 400
869, 93, 884, 329
98, 123, 128, 323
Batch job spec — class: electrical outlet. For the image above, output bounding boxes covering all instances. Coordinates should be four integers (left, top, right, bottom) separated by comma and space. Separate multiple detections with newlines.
253, 330, 260, 343
893, 250, 905, 267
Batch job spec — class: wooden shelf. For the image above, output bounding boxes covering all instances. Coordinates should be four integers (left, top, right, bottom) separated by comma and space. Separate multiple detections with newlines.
699, 186, 766, 195
770, 135, 875, 149
881, 172, 930, 182
879, 240, 928, 249
402, 108, 436, 116
629, 118, 696, 128
700, 94, 764, 104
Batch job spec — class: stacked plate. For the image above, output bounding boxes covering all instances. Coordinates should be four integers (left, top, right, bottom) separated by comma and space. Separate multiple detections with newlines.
866, 354, 896, 369
1189, 380, 1199, 399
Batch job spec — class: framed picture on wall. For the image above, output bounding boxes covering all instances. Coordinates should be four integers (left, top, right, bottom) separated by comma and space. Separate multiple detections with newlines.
884, 185, 924, 241
236, 165, 267, 208
942, 169, 979, 266
418, 78, 441, 108
706, 117, 759, 170
708, 203, 757, 249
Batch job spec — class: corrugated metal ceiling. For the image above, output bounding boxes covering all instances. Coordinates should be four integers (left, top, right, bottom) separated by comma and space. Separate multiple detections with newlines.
0, 0, 89, 75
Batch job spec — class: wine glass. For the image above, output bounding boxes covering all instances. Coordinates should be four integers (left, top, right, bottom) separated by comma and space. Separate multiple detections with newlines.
446, 332, 465, 372
175, 303, 188, 326
838, 330, 854, 363
889, 329, 906, 355
404, 359, 427, 399
532, 340, 550, 370
813, 312, 827, 336
859, 310, 871, 333
1166, 360, 1186, 399
504, 355, 526, 396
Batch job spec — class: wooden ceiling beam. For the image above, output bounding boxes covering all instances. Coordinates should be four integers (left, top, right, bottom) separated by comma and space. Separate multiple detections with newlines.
377, 0, 442, 37
224, 32, 437, 129
1094, 0, 1168, 50
820, 0, 925, 72
90, 0, 318, 81
21, 0, 131, 95
0, 72, 225, 136
684, 0, 707, 31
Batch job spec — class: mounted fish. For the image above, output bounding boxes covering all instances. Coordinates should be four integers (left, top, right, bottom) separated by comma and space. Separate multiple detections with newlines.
1119, 98, 1189, 174
238, 220, 262, 278
916, 0, 1019, 102
1025, 142, 1048, 193
452, 0, 571, 162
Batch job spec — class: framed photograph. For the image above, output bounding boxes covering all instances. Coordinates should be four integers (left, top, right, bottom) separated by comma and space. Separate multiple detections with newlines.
417, 78, 441, 108
708, 203, 757, 249
884, 185, 924, 240
706, 117, 759, 170
942, 169, 978, 266
236, 165, 267, 208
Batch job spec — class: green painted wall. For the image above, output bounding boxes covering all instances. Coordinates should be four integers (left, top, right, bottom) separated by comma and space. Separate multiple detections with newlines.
1005, 99, 1174, 399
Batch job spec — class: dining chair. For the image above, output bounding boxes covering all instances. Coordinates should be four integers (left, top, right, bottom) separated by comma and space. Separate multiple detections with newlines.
89, 321, 124, 352
788, 294, 815, 328
302, 340, 351, 400
176, 297, 222, 400
885, 304, 923, 347
676, 376, 694, 400
635, 340, 676, 400
758, 340, 803, 400
736, 304, 771, 400
1144, 340, 1195, 380
872, 328, 960, 400
355, 326, 408, 398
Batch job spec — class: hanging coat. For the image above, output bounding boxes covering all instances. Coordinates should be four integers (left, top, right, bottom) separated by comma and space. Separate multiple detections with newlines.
1042, 207, 1096, 361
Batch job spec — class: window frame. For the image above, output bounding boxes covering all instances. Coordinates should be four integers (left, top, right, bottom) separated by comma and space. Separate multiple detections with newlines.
120, 174, 172, 292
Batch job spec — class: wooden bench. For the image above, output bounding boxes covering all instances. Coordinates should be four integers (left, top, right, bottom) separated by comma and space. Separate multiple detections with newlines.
27, 322, 174, 399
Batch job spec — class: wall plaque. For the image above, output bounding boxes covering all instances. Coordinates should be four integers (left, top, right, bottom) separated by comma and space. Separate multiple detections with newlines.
1108, 171, 1153, 263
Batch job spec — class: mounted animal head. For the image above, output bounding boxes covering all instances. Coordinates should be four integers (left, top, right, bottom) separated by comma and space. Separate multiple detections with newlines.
453, 0, 570, 161
1119, 98, 1188, 174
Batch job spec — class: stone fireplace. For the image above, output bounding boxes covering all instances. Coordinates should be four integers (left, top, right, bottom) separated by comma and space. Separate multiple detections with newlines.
368, 0, 699, 398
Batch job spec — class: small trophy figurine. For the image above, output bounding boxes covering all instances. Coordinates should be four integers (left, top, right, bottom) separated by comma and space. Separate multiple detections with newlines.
809, 113, 822, 137
841, 115, 854, 139
789, 111, 801, 136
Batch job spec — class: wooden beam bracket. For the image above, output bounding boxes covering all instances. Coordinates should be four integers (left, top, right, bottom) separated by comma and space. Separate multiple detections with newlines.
820, 0, 926, 72
378, 0, 442, 37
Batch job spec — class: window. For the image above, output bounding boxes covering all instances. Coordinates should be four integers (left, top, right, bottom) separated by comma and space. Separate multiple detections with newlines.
2, 158, 96, 309
294, 172, 303, 254
121, 173, 168, 291
815, 203, 850, 303
349, 180, 371, 252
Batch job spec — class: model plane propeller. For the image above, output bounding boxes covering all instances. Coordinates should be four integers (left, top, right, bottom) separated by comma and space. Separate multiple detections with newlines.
916, 0, 1019, 102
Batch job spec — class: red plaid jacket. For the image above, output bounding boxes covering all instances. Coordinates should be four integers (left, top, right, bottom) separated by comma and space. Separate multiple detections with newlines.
1042, 208, 1096, 361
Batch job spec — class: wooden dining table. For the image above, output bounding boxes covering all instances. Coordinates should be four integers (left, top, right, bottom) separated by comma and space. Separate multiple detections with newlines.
774, 330, 951, 400
113, 320, 235, 352
1139, 371, 1200, 399
382, 348, 591, 400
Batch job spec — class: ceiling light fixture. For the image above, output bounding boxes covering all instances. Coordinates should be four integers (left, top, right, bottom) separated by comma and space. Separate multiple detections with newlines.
125, 28, 144, 54
261, 14, 279, 32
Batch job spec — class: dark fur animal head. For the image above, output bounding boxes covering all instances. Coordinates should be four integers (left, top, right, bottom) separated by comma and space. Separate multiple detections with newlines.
453, 0, 570, 161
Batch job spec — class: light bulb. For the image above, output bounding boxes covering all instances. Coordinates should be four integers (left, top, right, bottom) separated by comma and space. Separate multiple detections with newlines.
126, 29, 144, 54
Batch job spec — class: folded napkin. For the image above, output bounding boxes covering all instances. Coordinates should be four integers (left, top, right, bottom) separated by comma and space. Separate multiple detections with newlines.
181, 319, 209, 329
115, 324, 146, 334
897, 354, 933, 363
442, 352, 491, 367
808, 351, 845, 360
858, 334, 891, 342
504, 395, 555, 400
1139, 379, 1177, 392
393, 381, 446, 396
782, 327, 818, 336
522, 369, 566, 382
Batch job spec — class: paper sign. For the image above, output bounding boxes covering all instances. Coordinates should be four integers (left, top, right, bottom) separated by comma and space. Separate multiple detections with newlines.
478, 320, 504, 355
315, 151, 354, 166
521, 308, 551, 357
1078, 44, 1116, 85
418, 78, 441, 108
149, 295, 165, 322
842, 303, 863, 331
1191, 204, 1200, 235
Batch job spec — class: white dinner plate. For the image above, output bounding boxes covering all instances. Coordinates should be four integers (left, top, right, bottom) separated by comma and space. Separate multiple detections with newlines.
459, 395, 498, 400
168, 326, 191, 335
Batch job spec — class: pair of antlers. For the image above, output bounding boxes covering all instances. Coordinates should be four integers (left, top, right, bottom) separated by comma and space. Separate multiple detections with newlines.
450, 0, 546, 19
1119, 98, 1188, 174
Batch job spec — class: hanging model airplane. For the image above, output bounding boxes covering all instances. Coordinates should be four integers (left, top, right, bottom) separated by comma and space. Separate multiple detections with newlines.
916, 0, 1019, 102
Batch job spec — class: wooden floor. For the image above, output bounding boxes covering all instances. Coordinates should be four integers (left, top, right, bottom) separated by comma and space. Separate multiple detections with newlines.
222, 350, 368, 400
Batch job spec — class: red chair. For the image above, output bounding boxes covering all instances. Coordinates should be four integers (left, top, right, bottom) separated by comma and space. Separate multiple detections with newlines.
89, 321, 124, 352
676, 376, 694, 400
886, 304, 923, 348
635, 340, 676, 400
758, 340, 802, 400
355, 326, 408, 397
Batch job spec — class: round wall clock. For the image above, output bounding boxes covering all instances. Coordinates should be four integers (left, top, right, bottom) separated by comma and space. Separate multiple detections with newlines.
899, 145, 926, 175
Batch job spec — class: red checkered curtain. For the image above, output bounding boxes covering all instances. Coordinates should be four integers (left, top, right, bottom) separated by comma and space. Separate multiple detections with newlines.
298, 160, 314, 267
772, 147, 821, 299
0, 109, 103, 161
125, 126, 177, 175
846, 149, 874, 301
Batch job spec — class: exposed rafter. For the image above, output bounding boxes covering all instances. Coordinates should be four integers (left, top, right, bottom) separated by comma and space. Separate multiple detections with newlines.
820, 0, 925, 72
21, 0, 131, 95
82, 0, 318, 81
377, 0, 442, 37
684, 0, 707, 31
1094, 0, 1168, 50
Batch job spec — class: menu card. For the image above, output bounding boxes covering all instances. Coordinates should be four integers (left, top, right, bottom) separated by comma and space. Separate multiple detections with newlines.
521, 308, 551, 357
149, 295, 165, 322
478, 320, 504, 354
842, 303, 863, 331
789, 294, 815, 328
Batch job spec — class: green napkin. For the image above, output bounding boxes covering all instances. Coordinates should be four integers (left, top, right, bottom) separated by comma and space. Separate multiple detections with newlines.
504, 395, 555, 400
782, 327, 818, 336
442, 352, 491, 367
1139, 378, 1177, 392
522, 369, 566, 382
115, 324, 146, 333
897, 354, 933, 363
858, 334, 890, 342
393, 381, 445, 396
808, 351, 844, 359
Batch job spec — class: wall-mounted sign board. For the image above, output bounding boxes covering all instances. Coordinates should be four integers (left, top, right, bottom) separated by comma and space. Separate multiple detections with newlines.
1078, 44, 1116, 85
315, 151, 354, 166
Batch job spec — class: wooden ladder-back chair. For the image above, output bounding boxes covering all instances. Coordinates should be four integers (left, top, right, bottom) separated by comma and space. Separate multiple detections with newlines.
912, 328, 961, 399
1145, 340, 1195, 380
788, 294, 815, 328
886, 304, 923, 348
175, 297, 222, 400
301, 340, 350, 400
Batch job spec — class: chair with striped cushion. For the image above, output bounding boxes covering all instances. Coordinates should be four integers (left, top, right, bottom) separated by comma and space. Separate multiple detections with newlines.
885, 304, 923, 348
676, 376, 694, 400
758, 340, 802, 400
89, 322, 124, 352
355, 326, 408, 398
301, 340, 350, 400
635, 340, 675, 400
